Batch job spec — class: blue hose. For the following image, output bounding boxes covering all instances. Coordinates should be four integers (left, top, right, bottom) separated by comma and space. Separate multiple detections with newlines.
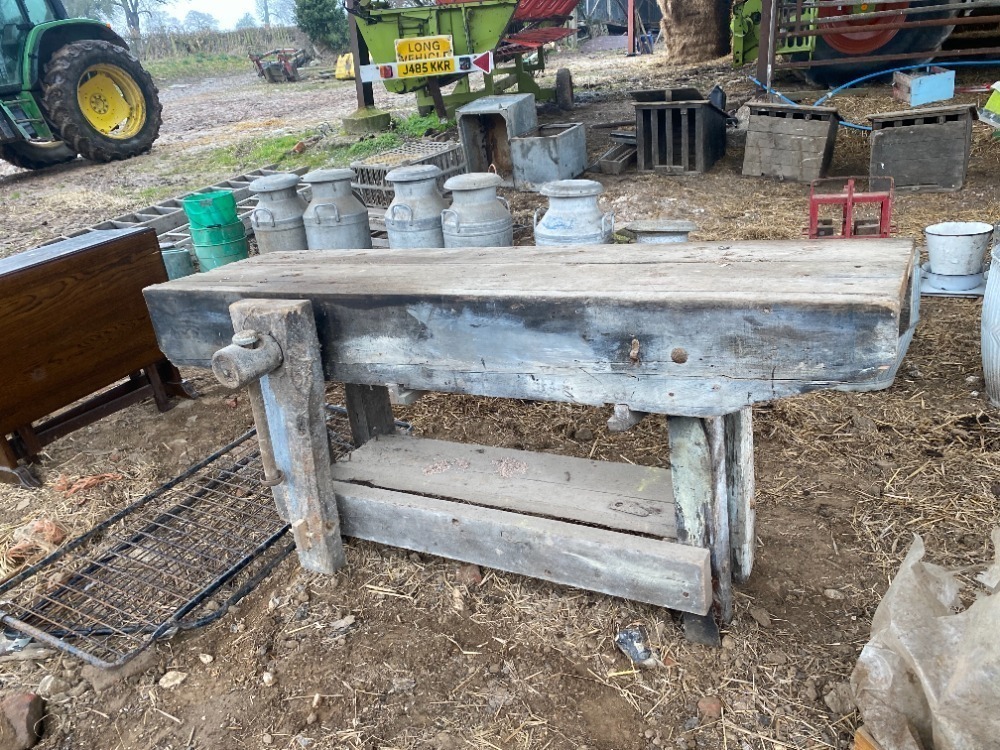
751, 60, 1000, 133
748, 76, 871, 131
813, 60, 1000, 106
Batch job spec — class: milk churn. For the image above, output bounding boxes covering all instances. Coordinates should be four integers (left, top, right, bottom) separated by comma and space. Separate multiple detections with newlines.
385, 164, 447, 249
441, 173, 513, 248
301, 168, 372, 250
534, 179, 613, 246
249, 173, 308, 253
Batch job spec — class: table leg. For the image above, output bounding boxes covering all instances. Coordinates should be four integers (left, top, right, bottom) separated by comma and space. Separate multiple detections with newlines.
668, 415, 734, 644
229, 299, 346, 574
725, 407, 756, 584
345, 384, 395, 447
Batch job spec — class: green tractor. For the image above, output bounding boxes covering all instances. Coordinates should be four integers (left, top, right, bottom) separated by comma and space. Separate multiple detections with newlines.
1, 0, 161, 170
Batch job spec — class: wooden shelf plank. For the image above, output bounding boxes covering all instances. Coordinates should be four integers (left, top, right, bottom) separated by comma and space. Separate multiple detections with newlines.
331, 435, 676, 538
332, 480, 711, 614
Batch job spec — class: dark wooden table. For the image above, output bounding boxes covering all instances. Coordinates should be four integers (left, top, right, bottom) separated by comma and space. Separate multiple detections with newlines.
1, 228, 190, 487
145, 239, 918, 642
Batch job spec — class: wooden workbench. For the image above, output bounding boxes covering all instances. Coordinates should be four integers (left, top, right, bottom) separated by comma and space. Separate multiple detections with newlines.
144, 240, 918, 641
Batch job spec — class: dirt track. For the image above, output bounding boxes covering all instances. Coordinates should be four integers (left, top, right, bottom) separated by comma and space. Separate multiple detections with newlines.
2, 49, 1000, 750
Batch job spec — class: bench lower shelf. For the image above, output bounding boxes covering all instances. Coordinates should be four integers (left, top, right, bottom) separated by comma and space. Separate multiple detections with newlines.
330, 435, 711, 615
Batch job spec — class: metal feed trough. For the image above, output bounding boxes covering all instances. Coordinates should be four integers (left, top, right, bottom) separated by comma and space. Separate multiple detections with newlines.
350, 0, 579, 114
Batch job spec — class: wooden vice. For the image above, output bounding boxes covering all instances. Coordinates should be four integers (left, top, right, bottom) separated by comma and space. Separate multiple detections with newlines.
144, 240, 919, 643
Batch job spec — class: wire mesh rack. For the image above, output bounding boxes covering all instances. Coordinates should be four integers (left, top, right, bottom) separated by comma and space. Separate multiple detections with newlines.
0, 407, 359, 669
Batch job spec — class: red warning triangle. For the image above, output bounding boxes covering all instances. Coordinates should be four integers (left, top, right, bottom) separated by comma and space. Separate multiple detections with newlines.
473, 52, 492, 73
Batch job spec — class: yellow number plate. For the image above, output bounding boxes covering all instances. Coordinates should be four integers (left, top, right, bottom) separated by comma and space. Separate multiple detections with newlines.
395, 35, 453, 62
397, 58, 457, 78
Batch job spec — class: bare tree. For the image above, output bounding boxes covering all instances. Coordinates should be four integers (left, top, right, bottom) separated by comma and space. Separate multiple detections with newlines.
255, 0, 271, 27
108, 0, 168, 40
182, 10, 219, 32
271, 0, 297, 26
62, 0, 117, 20
235, 12, 259, 29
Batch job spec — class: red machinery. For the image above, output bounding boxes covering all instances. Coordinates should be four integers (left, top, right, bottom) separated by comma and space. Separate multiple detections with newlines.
807, 177, 895, 240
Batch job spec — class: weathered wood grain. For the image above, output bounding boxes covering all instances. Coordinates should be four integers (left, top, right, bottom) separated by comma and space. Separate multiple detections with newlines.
144, 241, 917, 417
869, 118, 972, 191
330, 434, 677, 538
332, 480, 712, 614
667, 417, 711, 549
344, 384, 396, 446
230, 299, 345, 574
1, 228, 169, 434
725, 408, 755, 584
705, 416, 733, 623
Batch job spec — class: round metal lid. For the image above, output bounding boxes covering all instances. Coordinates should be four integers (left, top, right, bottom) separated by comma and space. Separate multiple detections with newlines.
249, 173, 301, 193
443, 172, 502, 191
302, 168, 356, 184
625, 220, 698, 234
539, 179, 604, 198
385, 164, 442, 183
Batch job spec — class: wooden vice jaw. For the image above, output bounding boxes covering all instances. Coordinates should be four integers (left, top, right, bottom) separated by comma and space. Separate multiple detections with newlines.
211, 299, 347, 575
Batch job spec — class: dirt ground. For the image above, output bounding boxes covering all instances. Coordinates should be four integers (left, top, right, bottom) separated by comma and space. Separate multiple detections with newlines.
2, 48, 1000, 750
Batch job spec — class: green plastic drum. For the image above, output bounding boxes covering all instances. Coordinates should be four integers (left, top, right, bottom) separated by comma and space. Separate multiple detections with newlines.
190, 220, 245, 245
183, 190, 239, 228
195, 235, 249, 271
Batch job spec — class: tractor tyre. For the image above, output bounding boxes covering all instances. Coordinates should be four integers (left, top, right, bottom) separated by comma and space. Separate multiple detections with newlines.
0, 140, 77, 170
801, 1, 956, 87
41, 40, 162, 163
555, 68, 574, 111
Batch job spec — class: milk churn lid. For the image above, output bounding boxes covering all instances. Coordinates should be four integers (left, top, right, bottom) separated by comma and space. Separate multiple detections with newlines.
302, 168, 356, 184
249, 173, 301, 193
539, 179, 604, 199
443, 172, 503, 191
385, 164, 442, 183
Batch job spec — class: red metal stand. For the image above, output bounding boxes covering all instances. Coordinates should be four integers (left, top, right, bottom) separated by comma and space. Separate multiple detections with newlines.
807, 177, 895, 239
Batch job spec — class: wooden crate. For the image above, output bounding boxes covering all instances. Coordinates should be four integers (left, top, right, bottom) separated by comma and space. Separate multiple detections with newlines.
868, 104, 977, 192
635, 101, 727, 174
743, 103, 839, 182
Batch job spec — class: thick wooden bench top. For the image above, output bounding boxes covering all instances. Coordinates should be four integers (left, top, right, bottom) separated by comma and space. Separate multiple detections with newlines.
144, 240, 917, 417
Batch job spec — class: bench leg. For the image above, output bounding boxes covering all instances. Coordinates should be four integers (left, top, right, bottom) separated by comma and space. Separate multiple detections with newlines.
725, 407, 756, 584
230, 299, 346, 575
668, 415, 734, 640
345, 384, 395, 447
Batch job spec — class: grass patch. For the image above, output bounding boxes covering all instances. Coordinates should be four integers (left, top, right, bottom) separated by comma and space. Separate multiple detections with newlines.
393, 112, 455, 138
144, 53, 249, 84
345, 132, 403, 160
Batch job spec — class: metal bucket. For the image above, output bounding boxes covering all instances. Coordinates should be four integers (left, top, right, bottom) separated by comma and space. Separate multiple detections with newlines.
250, 173, 308, 254
534, 179, 613, 246
183, 190, 238, 228
160, 245, 195, 280
925, 221, 994, 275
442, 172, 513, 248
385, 164, 447, 249
302, 168, 372, 250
